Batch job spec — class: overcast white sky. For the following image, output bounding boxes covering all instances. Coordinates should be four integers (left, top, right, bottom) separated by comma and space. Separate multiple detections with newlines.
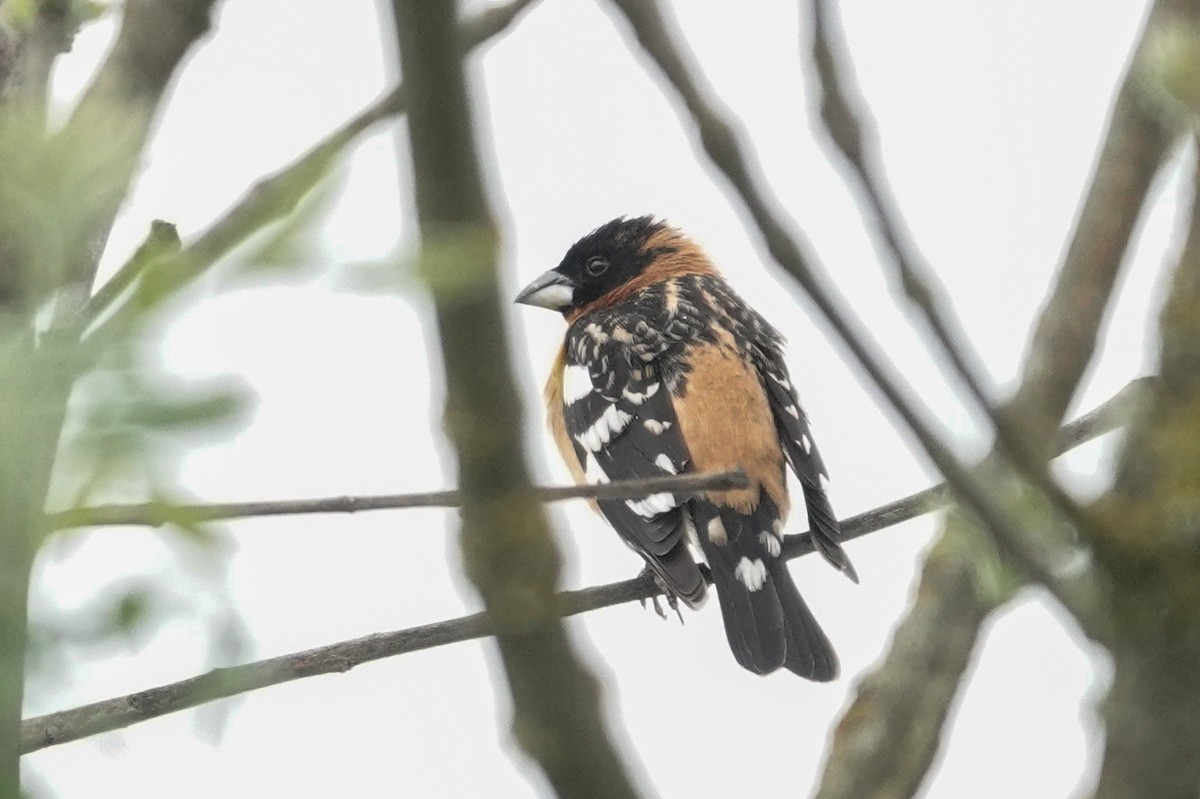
19, 0, 1178, 796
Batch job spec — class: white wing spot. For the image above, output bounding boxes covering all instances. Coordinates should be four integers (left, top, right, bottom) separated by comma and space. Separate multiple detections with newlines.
584, 323, 609, 344
579, 427, 601, 453
563, 364, 593, 405
707, 516, 728, 546
583, 453, 609, 484
623, 382, 660, 405
654, 454, 677, 474
800, 434, 811, 453
770, 372, 792, 391
735, 557, 768, 591
643, 419, 672, 435
758, 531, 782, 558
785, 404, 800, 419
576, 405, 632, 451
626, 492, 677, 518
611, 326, 635, 344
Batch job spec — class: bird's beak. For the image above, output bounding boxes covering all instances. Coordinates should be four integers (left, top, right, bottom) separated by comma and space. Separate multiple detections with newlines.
514, 270, 575, 311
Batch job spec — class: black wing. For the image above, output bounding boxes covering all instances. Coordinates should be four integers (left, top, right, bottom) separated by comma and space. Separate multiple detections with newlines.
754, 346, 858, 583
561, 315, 706, 605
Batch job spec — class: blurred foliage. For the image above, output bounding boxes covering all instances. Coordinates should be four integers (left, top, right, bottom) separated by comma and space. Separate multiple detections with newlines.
0, 87, 327, 737
1141, 17, 1200, 116
0, 0, 374, 758
235, 168, 343, 276
0, 105, 135, 316
0, 0, 108, 32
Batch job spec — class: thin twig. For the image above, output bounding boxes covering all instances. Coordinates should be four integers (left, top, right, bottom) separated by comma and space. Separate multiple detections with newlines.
43, 372, 1147, 532
802, 0, 1098, 539
78, 220, 180, 330
18, 382, 1139, 754
605, 0, 1105, 630
47, 469, 749, 529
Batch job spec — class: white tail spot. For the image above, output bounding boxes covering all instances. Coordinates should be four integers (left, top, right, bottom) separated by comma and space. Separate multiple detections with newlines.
758, 531, 782, 557
707, 516, 728, 546
735, 557, 768, 591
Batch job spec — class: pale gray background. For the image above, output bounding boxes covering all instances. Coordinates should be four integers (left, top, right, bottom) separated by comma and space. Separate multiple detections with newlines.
23, 1, 1174, 796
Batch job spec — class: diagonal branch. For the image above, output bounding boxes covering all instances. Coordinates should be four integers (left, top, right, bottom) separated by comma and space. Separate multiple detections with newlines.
18, 381, 1140, 755
58, 0, 220, 307
80, 0, 542, 333
604, 0, 1107, 632
47, 469, 749, 529
811, 0, 1187, 792
801, 0, 1097, 540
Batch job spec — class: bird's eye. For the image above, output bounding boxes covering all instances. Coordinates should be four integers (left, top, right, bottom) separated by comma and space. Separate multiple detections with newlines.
585, 256, 610, 276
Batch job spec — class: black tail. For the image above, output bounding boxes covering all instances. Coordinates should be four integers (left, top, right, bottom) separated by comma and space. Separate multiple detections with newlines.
691, 496, 838, 680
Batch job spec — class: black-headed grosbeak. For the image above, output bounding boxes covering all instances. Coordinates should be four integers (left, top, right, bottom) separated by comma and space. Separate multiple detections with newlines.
516, 216, 856, 679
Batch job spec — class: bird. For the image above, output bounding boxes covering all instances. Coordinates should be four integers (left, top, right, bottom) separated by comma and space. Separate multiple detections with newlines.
515, 216, 856, 679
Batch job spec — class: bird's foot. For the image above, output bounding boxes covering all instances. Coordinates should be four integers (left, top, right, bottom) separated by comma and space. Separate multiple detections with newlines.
637, 565, 685, 624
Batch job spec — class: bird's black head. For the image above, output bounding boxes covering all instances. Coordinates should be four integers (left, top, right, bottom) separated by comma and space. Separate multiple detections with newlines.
515, 216, 674, 316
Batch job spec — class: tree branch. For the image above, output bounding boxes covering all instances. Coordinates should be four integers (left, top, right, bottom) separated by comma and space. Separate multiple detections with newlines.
815, 521, 999, 799
801, 0, 1098, 540
17, 383, 1138, 755
605, 0, 1105, 629
56, 0, 220, 308
47, 469, 749, 529
810, 0, 1187, 790
390, 1, 642, 797
1090, 117, 1200, 796
0, 1, 77, 124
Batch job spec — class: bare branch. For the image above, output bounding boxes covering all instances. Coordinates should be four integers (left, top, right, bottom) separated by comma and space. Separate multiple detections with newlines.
77, 220, 180, 330
49, 368, 1141, 533
18, 384, 1137, 755
800, 0, 1099, 539
1091, 119, 1200, 797
1008, 10, 1182, 438
390, 1, 642, 796
604, 0, 1105, 628
39, 370, 1143, 531
811, 0, 1187, 786
815, 522, 998, 799
48, 469, 749, 529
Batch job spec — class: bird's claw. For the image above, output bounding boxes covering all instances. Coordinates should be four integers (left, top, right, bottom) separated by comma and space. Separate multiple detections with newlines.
646, 594, 668, 620
638, 566, 685, 624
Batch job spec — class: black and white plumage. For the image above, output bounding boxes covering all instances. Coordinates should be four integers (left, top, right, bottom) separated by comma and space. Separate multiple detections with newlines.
517, 216, 855, 679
